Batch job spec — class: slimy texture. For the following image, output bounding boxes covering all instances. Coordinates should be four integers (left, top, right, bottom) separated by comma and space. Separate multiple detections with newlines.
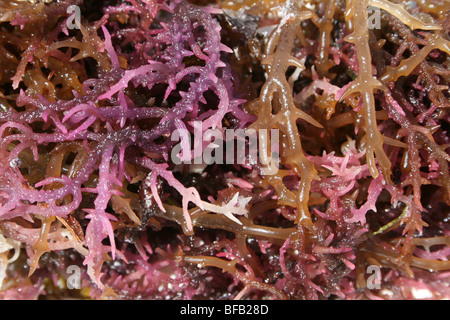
0, 0, 448, 300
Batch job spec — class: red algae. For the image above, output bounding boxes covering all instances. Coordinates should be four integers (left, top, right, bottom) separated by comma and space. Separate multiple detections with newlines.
0, 0, 448, 300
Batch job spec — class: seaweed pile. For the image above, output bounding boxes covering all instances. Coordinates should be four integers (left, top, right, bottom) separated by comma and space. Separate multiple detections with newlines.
0, 0, 448, 299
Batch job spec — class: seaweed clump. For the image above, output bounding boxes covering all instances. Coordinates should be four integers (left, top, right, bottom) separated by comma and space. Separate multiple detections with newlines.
0, 0, 449, 300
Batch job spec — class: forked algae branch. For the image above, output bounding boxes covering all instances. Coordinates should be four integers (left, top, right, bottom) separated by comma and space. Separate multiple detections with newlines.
0, 0, 448, 300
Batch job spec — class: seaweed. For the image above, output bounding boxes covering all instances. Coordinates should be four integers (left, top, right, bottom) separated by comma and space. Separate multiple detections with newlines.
0, 0, 448, 300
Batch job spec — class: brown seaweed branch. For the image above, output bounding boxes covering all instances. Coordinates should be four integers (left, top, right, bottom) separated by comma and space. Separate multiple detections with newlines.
248, 6, 323, 231
340, 0, 443, 182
